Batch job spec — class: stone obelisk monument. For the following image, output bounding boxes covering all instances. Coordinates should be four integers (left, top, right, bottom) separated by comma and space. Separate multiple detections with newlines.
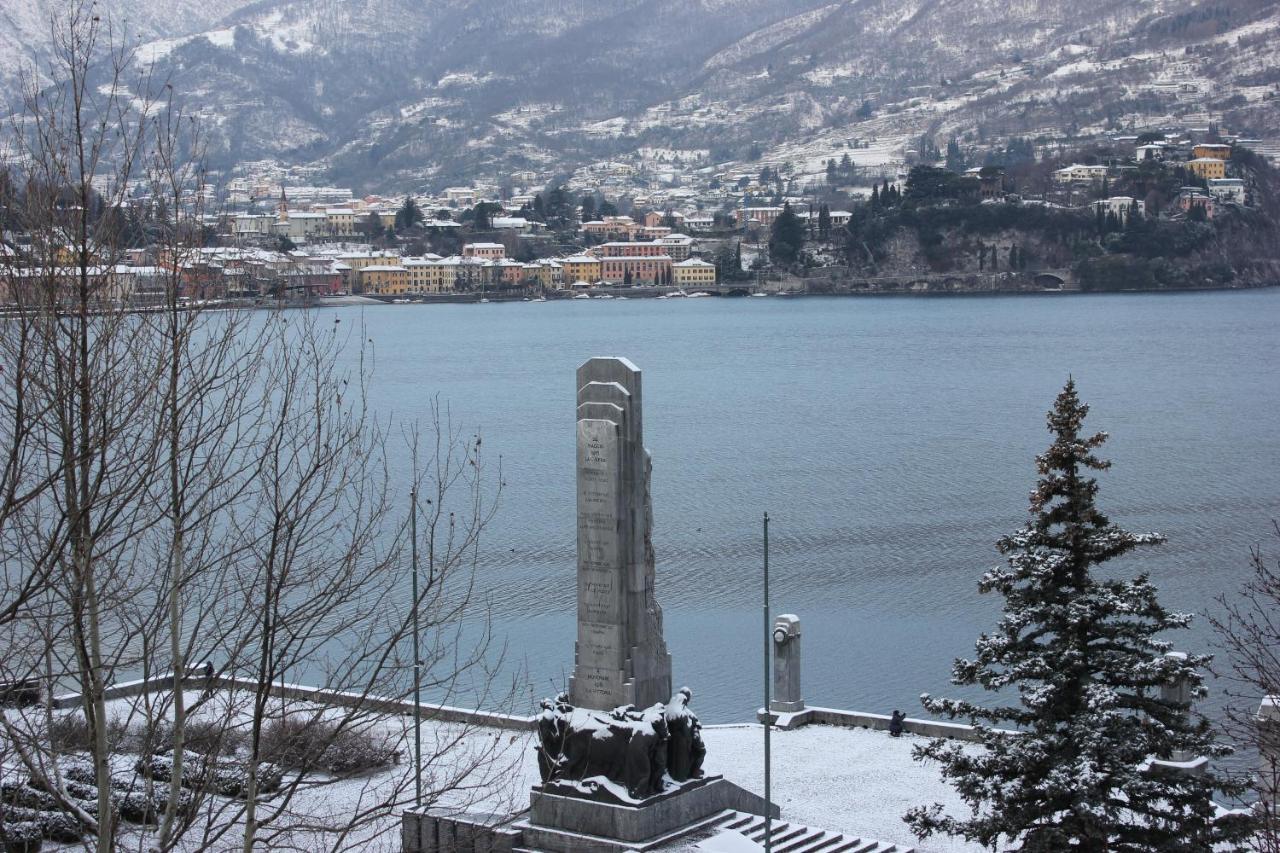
569, 357, 672, 712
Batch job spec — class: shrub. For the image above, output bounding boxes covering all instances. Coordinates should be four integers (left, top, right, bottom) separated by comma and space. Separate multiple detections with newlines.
111, 784, 195, 826
180, 720, 245, 757
320, 728, 400, 776
47, 714, 126, 755
137, 753, 282, 798
135, 717, 243, 758
53, 758, 96, 787
34, 812, 81, 843
27, 759, 98, 808
0, 821, 43, 852
1, 784, 59, 812
0, 808, 82, 843
115, 791, 157, 825
259, 717, 397, 776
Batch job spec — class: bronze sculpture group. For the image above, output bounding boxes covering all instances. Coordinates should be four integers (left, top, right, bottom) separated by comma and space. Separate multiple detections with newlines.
536, 687, 707, 800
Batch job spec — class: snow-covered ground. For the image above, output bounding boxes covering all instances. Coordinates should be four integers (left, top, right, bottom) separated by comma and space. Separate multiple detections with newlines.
12, 691, 982, 852
694, 724, 980, 853
438, 719, 982, 853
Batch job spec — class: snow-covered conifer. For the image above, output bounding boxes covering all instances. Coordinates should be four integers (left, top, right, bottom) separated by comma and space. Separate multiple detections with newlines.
906, 379, 1253, 851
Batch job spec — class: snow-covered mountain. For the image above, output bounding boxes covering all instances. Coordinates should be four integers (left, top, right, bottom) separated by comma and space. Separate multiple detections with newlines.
0, 0, 257, 87
6, 0, 1278, 190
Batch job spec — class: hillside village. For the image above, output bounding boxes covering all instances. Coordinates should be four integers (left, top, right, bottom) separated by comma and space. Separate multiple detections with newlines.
4, 127, 1276, 303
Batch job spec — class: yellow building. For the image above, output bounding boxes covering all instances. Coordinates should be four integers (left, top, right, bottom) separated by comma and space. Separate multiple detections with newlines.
361, 265, 410, 295
522, 259, 561, 289
339, 251, 400, 292
403, 258, 442, 293
673, 258, 717, 288
1192, 143, 1231, 161
1187, 158, 1226, 180
561, 255, 602, 286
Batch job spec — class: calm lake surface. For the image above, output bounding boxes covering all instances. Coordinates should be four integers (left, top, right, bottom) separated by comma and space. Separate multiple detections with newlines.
326, 289, 1280, 724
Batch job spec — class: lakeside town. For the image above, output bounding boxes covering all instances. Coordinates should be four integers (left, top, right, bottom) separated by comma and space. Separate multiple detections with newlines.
7, 125, 1274, 306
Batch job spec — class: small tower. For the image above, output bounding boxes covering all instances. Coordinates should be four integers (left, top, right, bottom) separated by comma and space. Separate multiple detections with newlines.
277, 187, 289, 223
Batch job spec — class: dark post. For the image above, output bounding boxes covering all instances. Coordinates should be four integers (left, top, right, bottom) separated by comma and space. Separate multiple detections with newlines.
763, 511, 772, 853
411, 488, 422, 807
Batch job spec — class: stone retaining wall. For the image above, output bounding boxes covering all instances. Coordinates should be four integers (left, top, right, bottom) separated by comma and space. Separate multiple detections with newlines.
52, 672, 536, 731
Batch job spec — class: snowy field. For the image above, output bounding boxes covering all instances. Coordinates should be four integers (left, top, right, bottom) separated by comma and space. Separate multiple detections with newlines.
694, 724, 980, 853
8, 691, 981, 852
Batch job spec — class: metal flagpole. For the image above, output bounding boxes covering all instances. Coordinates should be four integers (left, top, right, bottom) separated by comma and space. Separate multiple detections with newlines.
763, 511, 772, 853
411, 487, 422, 807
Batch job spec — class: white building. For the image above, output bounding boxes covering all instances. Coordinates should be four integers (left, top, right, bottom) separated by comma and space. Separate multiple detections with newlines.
1054, 164, 1110, 183
444, 187, 477, 206
1135, 143, 1168, 162
1207, 178, 1245, 204
1092, 196, 1145, 223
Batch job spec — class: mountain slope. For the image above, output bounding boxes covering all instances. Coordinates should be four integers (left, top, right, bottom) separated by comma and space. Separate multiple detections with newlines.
6, 0, 1278, 191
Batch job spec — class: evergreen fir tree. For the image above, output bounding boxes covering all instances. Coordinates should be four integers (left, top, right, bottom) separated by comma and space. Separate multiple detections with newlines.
870, 185, 880, 209
767, 202, 805, 266
907, 380, 1252, 852
395, 195, 423, 230
817, 204, 831, 242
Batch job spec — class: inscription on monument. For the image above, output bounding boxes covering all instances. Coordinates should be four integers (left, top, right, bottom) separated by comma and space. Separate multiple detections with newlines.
569, 358, 672, 711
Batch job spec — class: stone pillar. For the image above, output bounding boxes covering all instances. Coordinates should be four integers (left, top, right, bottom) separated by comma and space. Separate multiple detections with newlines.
1161, 651, 1195, 763
1258, 696, 1280, 816
1146, 651, 1208, 776
771, 614, 803, 713
569, 358, 671, 712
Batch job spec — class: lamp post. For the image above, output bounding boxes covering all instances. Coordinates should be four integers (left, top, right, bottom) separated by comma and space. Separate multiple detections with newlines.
410, 487, 422, 807
762, 512, 772, 853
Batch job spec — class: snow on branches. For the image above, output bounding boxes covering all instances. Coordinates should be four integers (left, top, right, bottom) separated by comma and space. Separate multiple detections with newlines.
905, 379, 1253, 852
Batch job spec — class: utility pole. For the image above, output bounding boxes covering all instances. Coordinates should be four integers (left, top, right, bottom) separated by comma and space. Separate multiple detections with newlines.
411, 487, 422, 807
763, 511, 772, 853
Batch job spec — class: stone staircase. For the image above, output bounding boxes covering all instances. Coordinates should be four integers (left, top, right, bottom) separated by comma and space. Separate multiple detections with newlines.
709, 811, 914, 853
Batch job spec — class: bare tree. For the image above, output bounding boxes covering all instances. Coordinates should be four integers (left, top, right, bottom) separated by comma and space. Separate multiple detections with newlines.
1212, 522, 1280, 853
1, 8, 520, 852
136, 86, 273, 850
2, 8, 169, 849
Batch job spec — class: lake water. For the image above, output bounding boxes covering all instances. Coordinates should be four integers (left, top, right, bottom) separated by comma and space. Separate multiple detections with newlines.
325, 289, 1280, 725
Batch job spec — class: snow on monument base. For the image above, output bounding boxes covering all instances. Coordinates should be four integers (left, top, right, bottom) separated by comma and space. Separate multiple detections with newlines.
524, 776, 779, 851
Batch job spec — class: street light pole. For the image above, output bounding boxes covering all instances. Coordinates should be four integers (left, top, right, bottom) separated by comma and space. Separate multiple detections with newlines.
411, 487, 422, 808
763, 511, 772, 853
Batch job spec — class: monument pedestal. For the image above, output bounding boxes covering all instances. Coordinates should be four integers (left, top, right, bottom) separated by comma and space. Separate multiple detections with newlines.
520, 776, 778, 853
